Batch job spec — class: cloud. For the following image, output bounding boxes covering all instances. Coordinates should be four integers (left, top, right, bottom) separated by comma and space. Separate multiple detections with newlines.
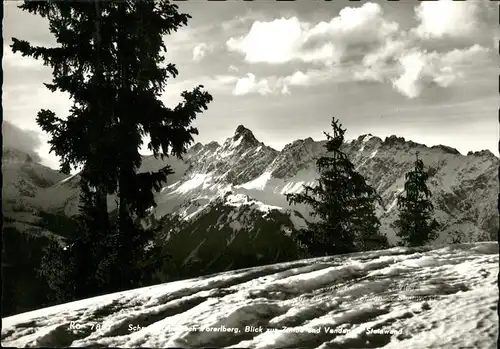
221, 10, 268, 32
226, 3, 399, 65
232, 42, 490, 99
302, 2, 398, 54
353, 38, 407, 82
192, 43, 213, 62
233, 73, 272, 96
230, 71, 311, 96
160, 74, 238, 104
391, 44, 490, 99
3, 85, 75, 168
228, 65, 239, 73
285, 71, 311, 86
349, 23, 492, 99
2, 121, 43, 161
212, 75, 239, 86
281, 67, 344, 90
391, 51, 429, 99
3, 83, 73, 122
227, 17, 305, 64
230, 66, 347, 96
3, 45, 45, 70
224, 1, 496, 99
413, 0, 480, 39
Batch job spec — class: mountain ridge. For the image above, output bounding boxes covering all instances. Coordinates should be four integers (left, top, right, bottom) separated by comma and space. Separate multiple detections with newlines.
3, 127, 498, 317
191, 129, 491, 159
6, 126, 498, 235
3, 127, 498, 273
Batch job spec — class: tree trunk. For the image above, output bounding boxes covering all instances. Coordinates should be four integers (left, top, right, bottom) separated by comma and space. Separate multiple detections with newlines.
93, 0, 109, 228
117, 0, 134, 289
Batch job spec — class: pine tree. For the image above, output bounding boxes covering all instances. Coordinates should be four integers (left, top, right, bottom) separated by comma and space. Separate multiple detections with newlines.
392, 152, 439, 247
286, 118, 388, 257
13, 0, 212, 300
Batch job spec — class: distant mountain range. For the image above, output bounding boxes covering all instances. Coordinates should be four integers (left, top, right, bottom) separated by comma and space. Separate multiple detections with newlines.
2, 126, 499, 284
2, 125, 498, 316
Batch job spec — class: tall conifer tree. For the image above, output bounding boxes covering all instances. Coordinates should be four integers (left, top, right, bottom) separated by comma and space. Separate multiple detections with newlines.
392, 153, 439, 247
286, 118, 388, 257
13, 0, 212, 299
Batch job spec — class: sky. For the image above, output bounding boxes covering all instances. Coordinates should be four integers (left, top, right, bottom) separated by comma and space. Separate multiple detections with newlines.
3, 0, 499, 170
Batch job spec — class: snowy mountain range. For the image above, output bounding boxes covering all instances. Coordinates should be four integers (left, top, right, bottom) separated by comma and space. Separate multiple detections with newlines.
3, 126, 499, 272
2, 241, 498, 348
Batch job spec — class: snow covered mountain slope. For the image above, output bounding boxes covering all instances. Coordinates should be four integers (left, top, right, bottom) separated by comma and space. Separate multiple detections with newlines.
2, 147, 66, 211
151, 126, 498, 247
158, 193, 304, 276
2, 147, 72, 236
2, 242, 498, 348
5, 126, 498, 247
3, 150, 190, 217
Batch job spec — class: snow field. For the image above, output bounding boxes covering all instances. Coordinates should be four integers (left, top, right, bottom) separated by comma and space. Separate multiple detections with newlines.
2, 242, 497, 348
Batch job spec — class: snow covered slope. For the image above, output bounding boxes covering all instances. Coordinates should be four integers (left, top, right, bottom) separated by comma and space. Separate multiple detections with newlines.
152, 126, 498, 247
2, 147, 70, 234
2, 148, 66, 211
2, 242, 498, 348
4, 126, 498, 247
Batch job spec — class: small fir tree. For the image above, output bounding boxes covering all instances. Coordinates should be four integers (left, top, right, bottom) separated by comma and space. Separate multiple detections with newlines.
392, 152, 440, 247
286, 118, 388, 257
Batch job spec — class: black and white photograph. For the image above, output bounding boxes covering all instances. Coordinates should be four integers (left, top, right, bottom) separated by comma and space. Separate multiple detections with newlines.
1, 0, 499, 348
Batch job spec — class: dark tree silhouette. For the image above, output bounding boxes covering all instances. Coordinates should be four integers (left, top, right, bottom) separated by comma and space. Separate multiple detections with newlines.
392, 152, 439, 247
13, 0, 212, 301
286, 118, 388, 257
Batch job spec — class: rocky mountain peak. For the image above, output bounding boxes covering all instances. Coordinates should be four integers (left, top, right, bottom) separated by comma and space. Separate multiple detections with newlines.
271, 138, 327, 179
234, 125, 259, 145
431, 145, 461, 155
189, 142, 204, 153
350, 134, 382, 151
283, 137, 321, 152
357, 134, 373, 142
467, 149, 497, 158
383, 135, 406, 146
206, 141, 220, 150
